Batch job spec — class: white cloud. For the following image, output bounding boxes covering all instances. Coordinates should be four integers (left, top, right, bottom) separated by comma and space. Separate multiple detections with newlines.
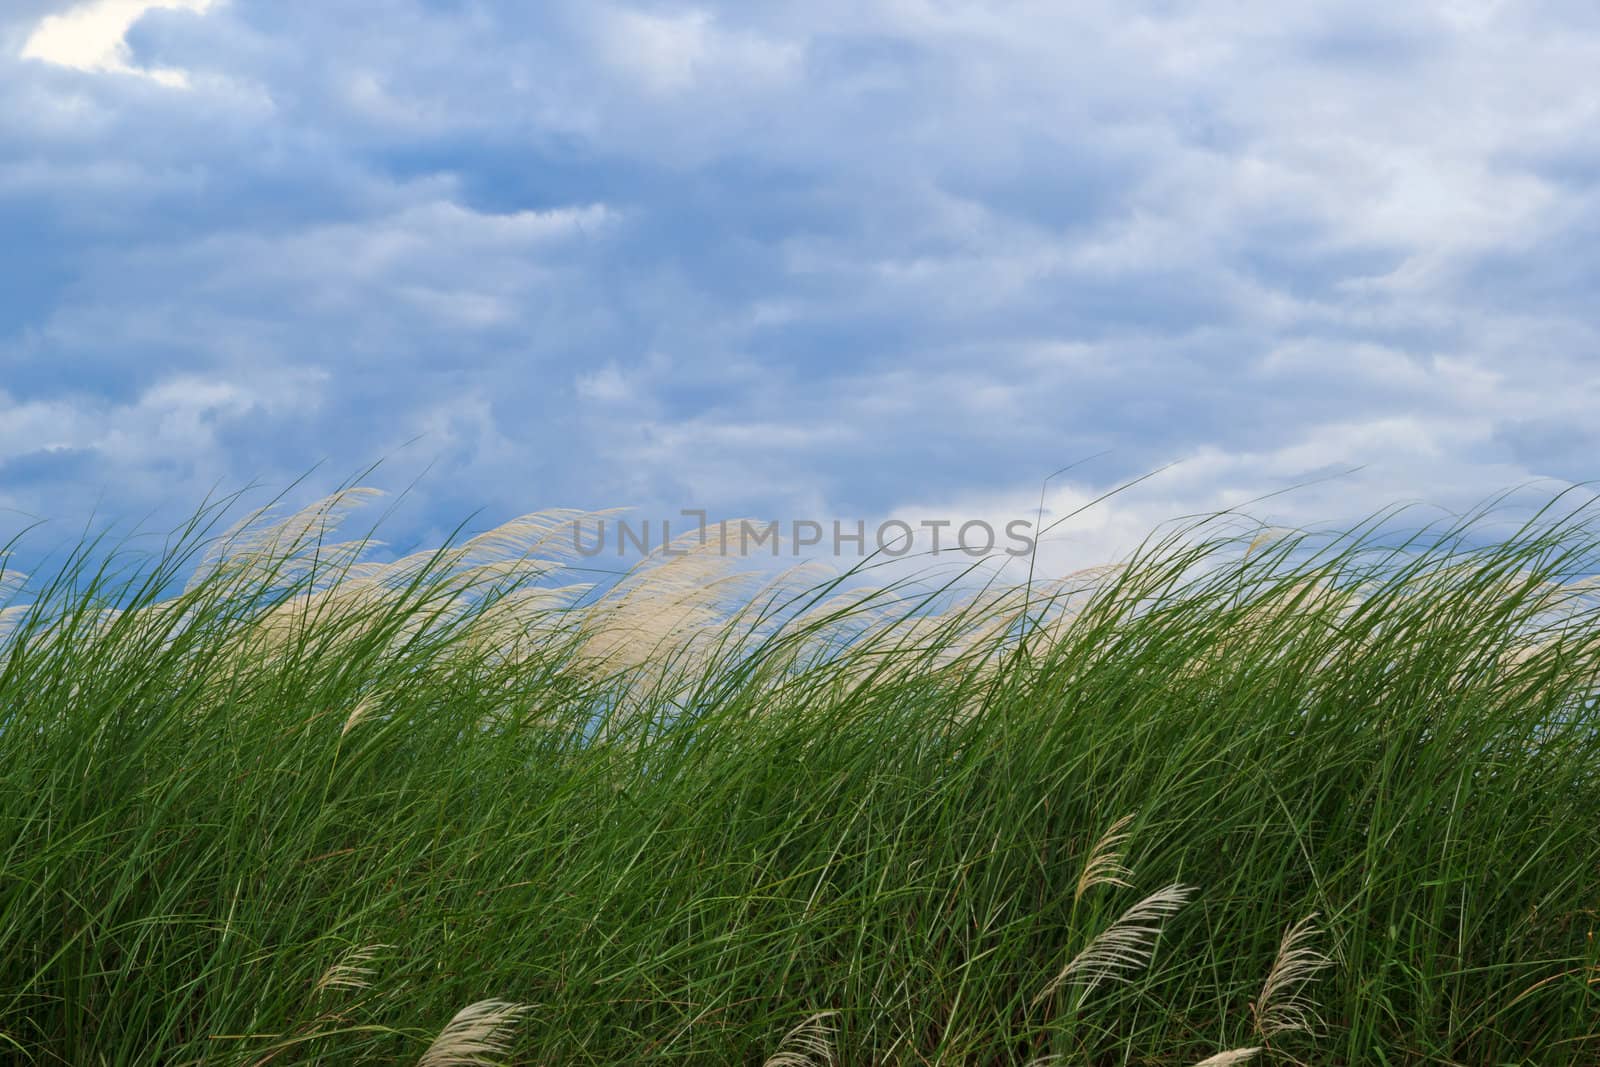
601, 8, 710, 94
20, 0, 218, 86
595, 6, 800, 95
0, 370, 329, 533
877, 411, 1559, 580
0, 371, 322, 467
576, 363, 638, 405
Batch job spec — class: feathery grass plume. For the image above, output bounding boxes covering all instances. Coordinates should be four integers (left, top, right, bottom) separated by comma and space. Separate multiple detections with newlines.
762, 1010, 838, 1067
1252, 913, 1332, 1040
187, 486, 387, 592
1190, 1048, 1263, 1066
0, 561, 25, 604
456, 584, 590, 667
574, 525, 777, 683
1244, 525, 1288, 558
340, 693, 379, 737
0, 603, 29, 643
416, 999, 529, 1067
314, 943, 389, 994
1033, 883, 1195, 1006
1075, 812, 1137, 903
457, 508, 609, 567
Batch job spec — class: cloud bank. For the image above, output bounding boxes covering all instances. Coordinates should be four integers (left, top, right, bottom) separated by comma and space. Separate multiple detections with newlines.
2, 0, 1597, 568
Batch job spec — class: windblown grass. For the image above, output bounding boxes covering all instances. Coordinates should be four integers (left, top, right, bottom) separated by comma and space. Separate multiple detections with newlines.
1, 486, 1599, 1063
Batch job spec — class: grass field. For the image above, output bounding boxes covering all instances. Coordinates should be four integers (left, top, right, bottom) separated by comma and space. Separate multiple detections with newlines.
2, 487, 1598, 1064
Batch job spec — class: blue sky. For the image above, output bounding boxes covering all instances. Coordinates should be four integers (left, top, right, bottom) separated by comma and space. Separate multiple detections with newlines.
2, 0, 1598, 569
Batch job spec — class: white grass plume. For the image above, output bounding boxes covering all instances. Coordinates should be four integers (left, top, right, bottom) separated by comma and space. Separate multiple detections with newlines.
1076, 813, 1136, 903
0, 604, 31, 643
1190, 1048, 1263, 1066
314, 942, 389, 994
417, 999, 530, 1066
1244, 526, 1287, 557
341, 694, 379, 738
1033, 883, 1194, 1006
762, 1010, 838, 1067
0, 561, 26, 601
188, 487, 387, 592
1252, 912, 1331, 1040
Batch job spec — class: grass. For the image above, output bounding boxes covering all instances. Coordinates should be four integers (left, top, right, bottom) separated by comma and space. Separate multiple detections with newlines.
1, 485, 1598, 1064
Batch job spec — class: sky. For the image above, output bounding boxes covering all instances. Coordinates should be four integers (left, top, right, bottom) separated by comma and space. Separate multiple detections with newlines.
2, 0, 1599, 573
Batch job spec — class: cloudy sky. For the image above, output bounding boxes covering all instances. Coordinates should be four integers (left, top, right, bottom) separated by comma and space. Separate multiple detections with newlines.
2, 0, 1598, 568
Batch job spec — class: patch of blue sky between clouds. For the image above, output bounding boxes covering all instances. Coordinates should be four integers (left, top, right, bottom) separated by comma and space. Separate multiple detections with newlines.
1, 0, 1598, 575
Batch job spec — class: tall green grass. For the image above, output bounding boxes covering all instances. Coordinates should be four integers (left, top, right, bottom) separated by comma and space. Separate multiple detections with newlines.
1, 487, 1598, 1064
